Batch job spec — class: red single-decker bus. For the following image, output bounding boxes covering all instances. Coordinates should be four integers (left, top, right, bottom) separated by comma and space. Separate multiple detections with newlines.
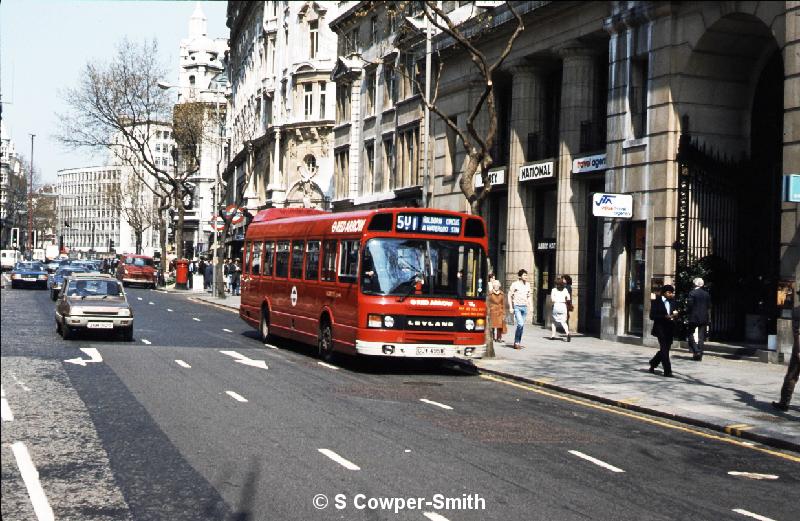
239, 207, 489, 359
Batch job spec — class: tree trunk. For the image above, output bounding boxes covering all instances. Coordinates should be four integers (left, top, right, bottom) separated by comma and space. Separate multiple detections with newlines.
175, 189, 185, 260
158, 195, 169, 286
135, 230, 142, 255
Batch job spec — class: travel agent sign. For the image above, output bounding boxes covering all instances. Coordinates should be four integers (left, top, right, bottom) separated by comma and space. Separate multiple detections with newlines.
592, 193, 633, 218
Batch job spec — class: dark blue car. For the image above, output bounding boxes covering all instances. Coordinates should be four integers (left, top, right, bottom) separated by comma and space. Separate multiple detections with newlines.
10, 261, 49, 289
48, 266, 89, 300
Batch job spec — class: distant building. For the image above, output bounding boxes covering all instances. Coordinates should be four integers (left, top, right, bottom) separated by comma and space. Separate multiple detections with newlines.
0, 121, 27, 249
223, 1, 340, 255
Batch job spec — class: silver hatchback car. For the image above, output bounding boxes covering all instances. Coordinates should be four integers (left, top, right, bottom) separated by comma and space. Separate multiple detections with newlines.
55, 274, 134, 341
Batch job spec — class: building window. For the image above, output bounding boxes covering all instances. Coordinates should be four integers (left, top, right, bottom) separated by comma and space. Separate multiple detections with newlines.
365, 141, 376, 194
349, 28, 359, 54
267, 34, 276, 74
383, 64, 397, 108
370, 16, 378, 45
335, 148, 350, 199
399, 127, 419, 187
630, 55, 649, 139
336, 83, 351, 123
319, 81, 326, 119
309, 20, 319, 59
401, 54, 420, 99
384, 138, 395, 189
365, 68, 376, 116
304, 83, 314, 119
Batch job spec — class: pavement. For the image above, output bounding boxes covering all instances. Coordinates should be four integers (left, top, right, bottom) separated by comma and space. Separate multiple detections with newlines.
183, 291, 800, 452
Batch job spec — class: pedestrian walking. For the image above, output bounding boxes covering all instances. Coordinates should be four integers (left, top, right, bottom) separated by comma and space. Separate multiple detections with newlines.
773, 306, 800, 411
562, 274, 573, 322
224, 259, 232, 293
508, 269, 533, 350
550, 277, 572, 341
686, 277, 711, 361
488, 279, 507, 342
648, 284, 679, 377
203, 262, 213, 292
187, 259, 195, 289
231, 258, 242, 296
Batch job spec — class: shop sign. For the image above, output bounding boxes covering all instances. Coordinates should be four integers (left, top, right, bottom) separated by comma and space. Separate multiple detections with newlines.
474, 167, 506, 188
592, 193, 633, 218
783, 174, 800, 202
536, 238, 556, 251
572, 153, 608, 174
519, 160, 554, 182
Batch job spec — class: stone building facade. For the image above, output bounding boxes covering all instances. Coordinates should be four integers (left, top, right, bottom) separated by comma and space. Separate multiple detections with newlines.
1, 121, 26, 249
327, 1, 799, 356
223, 1, 340, 256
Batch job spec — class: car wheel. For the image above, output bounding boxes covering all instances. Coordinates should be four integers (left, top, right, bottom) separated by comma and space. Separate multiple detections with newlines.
121, 326, 133, 342
318, 321, 334, 361
122, 281, 128, 288
260, 309, 272, 344
62, 323, 73, 340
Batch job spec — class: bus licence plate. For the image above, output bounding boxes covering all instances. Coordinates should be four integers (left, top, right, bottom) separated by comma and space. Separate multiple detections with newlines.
416, 347, 445, 356
87, 322, 113, 329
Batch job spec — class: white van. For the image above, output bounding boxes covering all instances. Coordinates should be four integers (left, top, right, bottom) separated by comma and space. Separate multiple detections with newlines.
1, 250, 22, 271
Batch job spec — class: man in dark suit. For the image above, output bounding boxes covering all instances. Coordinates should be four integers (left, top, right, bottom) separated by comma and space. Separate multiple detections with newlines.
649, 285, 678, 377
686, 277, 711, 361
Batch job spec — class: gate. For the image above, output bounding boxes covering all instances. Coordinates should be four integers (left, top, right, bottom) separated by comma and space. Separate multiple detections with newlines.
675, 132, 746, 340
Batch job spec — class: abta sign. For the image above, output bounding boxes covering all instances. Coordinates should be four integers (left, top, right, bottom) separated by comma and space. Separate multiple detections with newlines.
592, 193, 633, 218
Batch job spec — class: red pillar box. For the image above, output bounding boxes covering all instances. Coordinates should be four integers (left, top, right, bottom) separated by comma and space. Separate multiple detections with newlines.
175, 258, 189, 290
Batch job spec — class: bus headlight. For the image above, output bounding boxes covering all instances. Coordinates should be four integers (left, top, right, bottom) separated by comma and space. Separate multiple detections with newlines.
383, 315, 395, 328
475, 319, 486, 331
367, 314, 383, 328
465, 319, 475, 331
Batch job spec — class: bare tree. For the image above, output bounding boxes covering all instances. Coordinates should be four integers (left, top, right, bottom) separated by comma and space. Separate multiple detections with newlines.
55, 38, 202, 262
105, 170, 155, 254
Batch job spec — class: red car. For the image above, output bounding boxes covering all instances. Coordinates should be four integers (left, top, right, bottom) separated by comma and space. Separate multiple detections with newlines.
116, 255, 157, 288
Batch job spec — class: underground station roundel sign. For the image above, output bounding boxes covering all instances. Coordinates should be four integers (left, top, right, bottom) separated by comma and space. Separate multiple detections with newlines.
225, 204, 245, 225
211, 215, 225, 231
291, 286, 298, 307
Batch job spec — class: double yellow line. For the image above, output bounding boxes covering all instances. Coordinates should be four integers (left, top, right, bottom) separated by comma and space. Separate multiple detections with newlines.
480, 374, 800, 464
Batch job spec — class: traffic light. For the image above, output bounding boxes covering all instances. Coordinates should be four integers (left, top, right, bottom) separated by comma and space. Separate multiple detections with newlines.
10, 227, 19, 248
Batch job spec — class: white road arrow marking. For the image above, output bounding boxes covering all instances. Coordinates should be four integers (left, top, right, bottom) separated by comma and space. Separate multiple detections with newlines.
219, 350, 268, 370
64, 348, 103, 366
1, 397, 14, 422
423, 513, 451, 521
728, 471, 779, 480
141, 339, 152, 345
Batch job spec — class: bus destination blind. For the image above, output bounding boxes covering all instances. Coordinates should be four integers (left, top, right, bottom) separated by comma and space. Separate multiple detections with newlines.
396, 214, 462, 235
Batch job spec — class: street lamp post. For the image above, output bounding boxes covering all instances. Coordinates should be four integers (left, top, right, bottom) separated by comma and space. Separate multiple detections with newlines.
27, 134, 35, 258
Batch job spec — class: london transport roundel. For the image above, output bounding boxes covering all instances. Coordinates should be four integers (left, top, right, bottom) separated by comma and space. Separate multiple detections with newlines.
291, 286, 298, 307
230, 208, 245, 225
211, 216, 225, 231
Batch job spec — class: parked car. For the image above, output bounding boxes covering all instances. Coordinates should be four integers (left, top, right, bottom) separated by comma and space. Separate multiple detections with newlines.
48, 266, 89, 301
116, 254, 157, 288
1, 250, 22, 272
9, 261, 49, 289
55, 274, 134, 341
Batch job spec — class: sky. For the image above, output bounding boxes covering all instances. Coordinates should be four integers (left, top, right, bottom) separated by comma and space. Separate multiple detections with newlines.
1, 0, 229, 184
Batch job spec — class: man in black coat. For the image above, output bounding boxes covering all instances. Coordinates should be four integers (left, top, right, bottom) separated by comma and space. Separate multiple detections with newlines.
686, 277, 711, 361
649, 285, 678, 377
773, 306, 800, 412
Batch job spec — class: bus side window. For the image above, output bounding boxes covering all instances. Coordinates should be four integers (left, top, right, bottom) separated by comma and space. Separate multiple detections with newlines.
275, 241, 290, 278
263, 242, 275, 277
338, 240, 359, 283
305, 241, 320, 281
244, 242, 253, 274
290, 241, 305, 279
321, 240, 337, 282
251, 242, 262, 276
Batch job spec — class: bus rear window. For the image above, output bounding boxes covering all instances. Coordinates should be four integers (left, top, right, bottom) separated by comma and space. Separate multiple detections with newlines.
275, 241, 290, 278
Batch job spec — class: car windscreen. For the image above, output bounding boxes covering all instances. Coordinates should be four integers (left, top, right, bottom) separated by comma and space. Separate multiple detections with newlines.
15, 262, 44, 271
57, 268, 87, 277
65, 279, 123, 297
125, 257, 153, 267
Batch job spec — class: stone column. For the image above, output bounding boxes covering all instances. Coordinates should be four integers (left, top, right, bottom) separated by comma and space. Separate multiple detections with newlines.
555, 42, 601, 331
504, 65, 548, 316
270, 128, 286, 206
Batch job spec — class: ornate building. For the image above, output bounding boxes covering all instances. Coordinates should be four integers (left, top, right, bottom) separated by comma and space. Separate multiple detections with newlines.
224, 1, 340, 254
0, 121, 26, 249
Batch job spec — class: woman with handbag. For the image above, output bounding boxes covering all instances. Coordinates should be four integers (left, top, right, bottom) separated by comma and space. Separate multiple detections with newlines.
488, 279, 508, 342
550, 277, 572, 341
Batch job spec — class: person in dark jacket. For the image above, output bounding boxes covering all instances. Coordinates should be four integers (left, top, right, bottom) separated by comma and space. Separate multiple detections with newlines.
649, 285, 679, 377
773, 306, 800, 412
203, 261, 213, 291
686, 277, 711, 361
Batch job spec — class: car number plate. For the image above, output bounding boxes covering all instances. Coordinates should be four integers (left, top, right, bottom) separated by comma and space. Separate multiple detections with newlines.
87, 322, 114, 329
23, 277, 36, 281
416, 347, 445, 355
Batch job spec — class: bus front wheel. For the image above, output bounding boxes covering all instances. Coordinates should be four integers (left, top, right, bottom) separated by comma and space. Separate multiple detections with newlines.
318, 322, 334, 361
260, 310, 273, 344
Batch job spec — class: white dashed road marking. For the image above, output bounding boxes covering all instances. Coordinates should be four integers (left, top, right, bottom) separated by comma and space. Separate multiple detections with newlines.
423, 513, 451, 521
728, 471, 779, 480
568, 450, 625, 473
11, 442, 55, 521
318, 449, 361, 471
420, 398, 453, 410
167, 308, 173, 312
141, 339, 152, 345
193, 317, 201, 322
265, 343, 279, 349
732, 509, 776, 521
174, 360, 191, 368
1, 396, 14, 422
222, 328, 232, 333
225, 391, 248, 403
318, 361, 339, 370
148, 301, 154, 305
137, 297, 142, 301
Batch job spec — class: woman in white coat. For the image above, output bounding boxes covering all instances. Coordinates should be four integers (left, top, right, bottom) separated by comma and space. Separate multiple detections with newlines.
550, 277, 571, 341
